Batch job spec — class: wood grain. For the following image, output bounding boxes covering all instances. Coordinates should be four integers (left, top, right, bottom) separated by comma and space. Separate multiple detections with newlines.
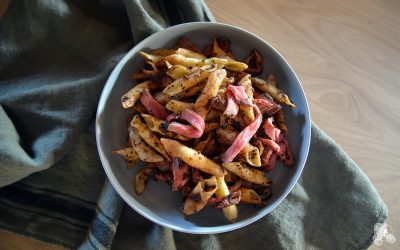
0, 0, 399, 249
207, 0, 400, 249
0, 230, 66, 250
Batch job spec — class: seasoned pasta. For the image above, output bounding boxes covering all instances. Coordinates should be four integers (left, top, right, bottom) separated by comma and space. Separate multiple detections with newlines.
113, 36, 296, 222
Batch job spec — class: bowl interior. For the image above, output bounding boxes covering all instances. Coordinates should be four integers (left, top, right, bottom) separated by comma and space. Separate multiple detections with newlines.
96, 22, 311, 234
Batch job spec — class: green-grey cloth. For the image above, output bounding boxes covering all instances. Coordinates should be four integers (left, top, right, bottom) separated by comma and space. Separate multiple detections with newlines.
0, 0, 387, 249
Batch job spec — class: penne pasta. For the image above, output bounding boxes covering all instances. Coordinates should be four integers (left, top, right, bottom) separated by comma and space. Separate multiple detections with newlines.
183, 177, 217, 216
163, 64, 217, 96
112, 147, 140, 161
165, 54, 229, 68
129, 128, 164, 162
130, 115, 172, 161
266, 74, 289, 134
139, 51, 165, 68
141, 114, 169, 135
161, 138, 226, 177
150, 49, 176, 57
225, 60, 248, 72
238, 74, 255, 124
173, 81, 206, 100
243, 147, 262, 167
195, 69, 227, 118
154, 92, 173, 105
239, 187, 263, 205
132, 102, 147, 113
175, 48, 207, 60
222, 162, 272, 186
275, 109, 289, 134
135, 165, 155, 194
135, 168, 148, 194
121, 81, 158, 108
215, 176, 238, 222
165, 100, 195, 114
141, 114, 190, 141
252, 77, 296, 108
166, 64, 190, 79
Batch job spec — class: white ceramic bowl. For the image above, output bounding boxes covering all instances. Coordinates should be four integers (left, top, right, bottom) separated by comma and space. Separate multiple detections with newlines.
96, 22, 311, 234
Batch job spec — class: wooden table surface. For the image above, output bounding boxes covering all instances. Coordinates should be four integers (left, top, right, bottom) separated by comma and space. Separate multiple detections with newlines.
0, 0, 399, 249
206, 0, 400, 249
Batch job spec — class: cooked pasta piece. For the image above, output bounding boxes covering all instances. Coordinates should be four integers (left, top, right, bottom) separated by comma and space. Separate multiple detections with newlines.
150, 49, 176, 57
165, 100, 195, 114
161, 138, 226, 177
275, 110, 289, 134
129, 128, 164, 162
139, 51, 165, 68
132, 102, 147, 113
173, 81, 206, 100
195, 69, 227, 118
154, 92, 173, 105
121, 81, 158, 108
175, 48, 207, 59
163, 64, 217, 96
112, 147, 139, 161
135, 165, 154, 194
215, 176, 238, 222
141, 114, 190, 141
211, 37, 248, 72
252, 77, 296, 108
238, 74, 255, 124
165, 54, 229, 68
183, 177, 217, 216
266, 74, 289, 134
130, 115, 172, 161
225, 60, 248, 72
135, 168, 148, 194
222, 162, 272, 186
239, 187, 263, 205
166, 64, 190, 79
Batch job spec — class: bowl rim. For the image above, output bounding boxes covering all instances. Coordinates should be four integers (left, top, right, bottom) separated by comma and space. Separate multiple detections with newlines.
96, 21, 311, 234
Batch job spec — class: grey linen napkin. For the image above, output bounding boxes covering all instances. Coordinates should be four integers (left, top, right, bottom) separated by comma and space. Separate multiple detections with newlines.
0, 0, 387, 249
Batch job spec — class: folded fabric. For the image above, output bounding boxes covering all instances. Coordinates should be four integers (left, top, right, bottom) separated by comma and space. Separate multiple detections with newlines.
0, 0, 387, 249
